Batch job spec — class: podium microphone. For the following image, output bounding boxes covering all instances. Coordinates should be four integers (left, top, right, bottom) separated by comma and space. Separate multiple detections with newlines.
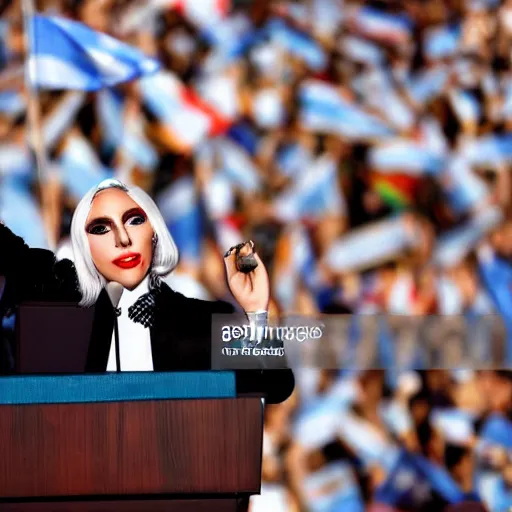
106, 282, 123, 372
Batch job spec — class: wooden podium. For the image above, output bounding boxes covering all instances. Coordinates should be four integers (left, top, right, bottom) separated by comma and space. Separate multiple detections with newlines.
0, 373, 264, 511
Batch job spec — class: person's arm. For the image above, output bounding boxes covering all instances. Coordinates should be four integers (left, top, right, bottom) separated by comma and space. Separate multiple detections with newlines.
0, 222, 77, 308
218, 241, 295, 403
284, 440, 311, 509
188, 296, 295, 404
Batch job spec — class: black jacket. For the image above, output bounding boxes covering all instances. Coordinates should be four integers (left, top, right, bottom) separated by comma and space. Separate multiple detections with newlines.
0, 224, 294, 403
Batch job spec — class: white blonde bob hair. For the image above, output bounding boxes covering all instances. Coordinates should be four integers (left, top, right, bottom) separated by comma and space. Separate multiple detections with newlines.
70, 179, 179, 307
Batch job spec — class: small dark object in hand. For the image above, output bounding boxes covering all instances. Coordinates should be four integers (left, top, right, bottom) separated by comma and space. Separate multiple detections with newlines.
232, 241, 258, 273
237, 253, 258, 273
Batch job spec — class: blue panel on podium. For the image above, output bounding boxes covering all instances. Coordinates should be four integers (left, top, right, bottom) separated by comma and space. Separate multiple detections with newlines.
0, 372, 236, 404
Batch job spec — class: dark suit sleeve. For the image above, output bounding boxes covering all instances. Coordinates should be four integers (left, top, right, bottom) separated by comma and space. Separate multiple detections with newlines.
204, 297, 295, 405
0, 223, 34, 276
235, 367, 295, 405
0, 224, 78, 310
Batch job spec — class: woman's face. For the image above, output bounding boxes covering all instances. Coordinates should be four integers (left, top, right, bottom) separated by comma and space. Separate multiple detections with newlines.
85, 188, 154, 290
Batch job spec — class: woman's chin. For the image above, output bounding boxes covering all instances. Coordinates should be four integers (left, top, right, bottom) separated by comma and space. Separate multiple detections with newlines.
123, 278, 144, 290
112, 272, 146, 290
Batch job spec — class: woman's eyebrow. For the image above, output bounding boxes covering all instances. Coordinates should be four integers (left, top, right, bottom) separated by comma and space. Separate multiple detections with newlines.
122, 207, 146, 222
86, 216, 111, 230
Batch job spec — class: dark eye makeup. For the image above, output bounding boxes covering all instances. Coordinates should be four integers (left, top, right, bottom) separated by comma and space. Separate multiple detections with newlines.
86, 208, 147, 235
88, 224, 110, 235
122, 208, 147, 225
126, 213, 146, 226
86, 218, 111, 235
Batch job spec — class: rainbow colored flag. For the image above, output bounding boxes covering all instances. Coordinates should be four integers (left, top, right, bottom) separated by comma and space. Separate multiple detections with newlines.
370, 173, 418, 209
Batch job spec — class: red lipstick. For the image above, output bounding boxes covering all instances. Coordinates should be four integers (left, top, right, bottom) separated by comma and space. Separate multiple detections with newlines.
112, 252, 141, 269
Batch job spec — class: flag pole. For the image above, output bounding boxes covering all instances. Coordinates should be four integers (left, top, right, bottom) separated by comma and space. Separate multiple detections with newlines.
21, 0, 57, 250
21, 0, 47, 184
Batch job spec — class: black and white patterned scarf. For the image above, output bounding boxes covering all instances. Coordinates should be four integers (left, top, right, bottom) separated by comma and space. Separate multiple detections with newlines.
126, 273, 162, 328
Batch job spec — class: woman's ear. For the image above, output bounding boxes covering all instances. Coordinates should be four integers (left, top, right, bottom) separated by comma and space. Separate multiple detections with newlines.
152, 233, 158, 246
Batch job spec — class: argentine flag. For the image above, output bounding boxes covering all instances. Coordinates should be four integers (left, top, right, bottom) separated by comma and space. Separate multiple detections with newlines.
58, 134, 114, 200
267, 18, 327, 72
375, 449, 466, 509
349, 6, 413, 45
424, 24, 460, 60
303, 462, 365, 512
432, 205, 503, 268
478, 246, 512, 365
27, 15, 160, 90
273, 156, 346, 222
325, 215, 418, 273
95, 89, 158, 172
369, 140, 445, 176
300, 80, 394, 140
216, 138, 262, 193
0, 91, 25, 117
156, 175, 204, 264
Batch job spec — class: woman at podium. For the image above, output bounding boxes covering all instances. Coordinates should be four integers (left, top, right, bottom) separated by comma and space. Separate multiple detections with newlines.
0, 178, 294, 404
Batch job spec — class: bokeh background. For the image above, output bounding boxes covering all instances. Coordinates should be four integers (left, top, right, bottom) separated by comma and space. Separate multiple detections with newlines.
1, 0, 512, 509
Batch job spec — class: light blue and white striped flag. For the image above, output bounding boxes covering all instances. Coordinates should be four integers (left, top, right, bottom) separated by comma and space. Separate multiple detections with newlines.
337, 409, 401, 470
274, 155, 346, 222
267, 18, 327, 72
96, 89, 159, 172
381, 399, 414, 437
325, 215, 419, 273
273, 224, 318, 311
156, 175, 204, 264
369, 139, 446, 176
431, 408, 475, 445
0, 91, 25, 117
0, 144, 33, 177
432, 205, 503, 268
27, 15, 160, 90
349, 6, 413, 45
464, 134, 512, 167
277, 142, 313, 179
441, 154, 489, 215
360, 70, 415, 131
303, 461, 365, 512
300, 80, 394, 140
121, 119, 159, 173
58, 134, 113, 200
216, 138, 262, 192
448, 89, 481, 125
406, 66, 449, 105
42, 91, 85, 149
201, 13, 257, 70
424, 24, 460, 60
340, 36, 384, 66
293, 392, 352, 450
96, 88, 124, 153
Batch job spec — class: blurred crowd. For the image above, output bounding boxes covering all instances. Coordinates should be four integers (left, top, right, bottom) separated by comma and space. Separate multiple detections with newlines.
1, 0, 512, 509
253, 369, 512, 511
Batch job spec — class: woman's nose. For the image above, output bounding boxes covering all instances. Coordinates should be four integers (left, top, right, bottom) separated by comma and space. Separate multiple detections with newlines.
114, 227, 131, 248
